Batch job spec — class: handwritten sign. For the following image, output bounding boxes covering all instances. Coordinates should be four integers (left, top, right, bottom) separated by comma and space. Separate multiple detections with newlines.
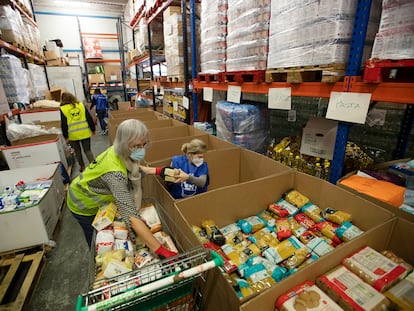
203, 87, 213, 102
183, 96, 189, 109
268, 88, 291, 110
326, 92, 372, 124
227, 85, 241, 103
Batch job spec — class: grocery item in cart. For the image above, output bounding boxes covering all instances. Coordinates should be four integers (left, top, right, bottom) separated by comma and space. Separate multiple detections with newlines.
95, 229, 115, 255
138, 203, 162, 233
92, 202, 117, 231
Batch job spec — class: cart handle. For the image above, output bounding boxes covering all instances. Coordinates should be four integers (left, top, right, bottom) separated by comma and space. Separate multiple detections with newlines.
76, 250, 223, 311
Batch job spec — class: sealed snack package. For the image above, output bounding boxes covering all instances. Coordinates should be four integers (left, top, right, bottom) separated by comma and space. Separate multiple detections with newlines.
220, 222, 241, 237
244, 263, 275, 293
288, 217, 307, 238
95, 249, 125, 267
294, 213, 316, 229
135, 248, 157, 268
153, 231, 178, 253
302, 202, 324, 223
384, 279, 414, 310
114, 239, 134, 257
381, 250, 413, 273
248, 227, 279, 251
275, 218, 292, 240
192, 225, 210, 244
232, 276, 254, 298
201, 219, 226, 246
283, 189, 310, 208
95, 229, 115, 255
226, 231, 245, 246
283, 247, 309, 270
314, 221, 342, 246
274, 198, 299, 216
322, 208, 352, 225
139, 203, 162, 233
342, 246, 409, 292
263, 236, 306, 264
113, 221, 128, 240
268, 202, 290, 219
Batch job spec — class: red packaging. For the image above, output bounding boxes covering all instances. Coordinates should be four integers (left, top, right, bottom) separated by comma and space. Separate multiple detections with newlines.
268, 203, 290, 219
203, 242, 238, 274
294, 213, 315, 229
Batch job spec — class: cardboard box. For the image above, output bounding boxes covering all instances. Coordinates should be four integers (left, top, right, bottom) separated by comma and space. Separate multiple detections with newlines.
88, 73, 105, 84
0, 164, 65, 252
148, 147, 291, 193
20, 109, 61, 123
45, 87, 65, 102
44, 50, 58, 60
1, 134, 68, 169
300, 117, 338, 160
240, 217, 413, 311
103, 65, 122, 82
173, 172, 394, 310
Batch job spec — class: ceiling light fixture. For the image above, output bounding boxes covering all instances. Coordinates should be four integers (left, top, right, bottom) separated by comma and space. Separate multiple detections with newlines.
53, 1, 92, 7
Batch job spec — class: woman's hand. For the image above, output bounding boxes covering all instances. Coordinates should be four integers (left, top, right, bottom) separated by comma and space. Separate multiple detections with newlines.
174, 169, 190, 183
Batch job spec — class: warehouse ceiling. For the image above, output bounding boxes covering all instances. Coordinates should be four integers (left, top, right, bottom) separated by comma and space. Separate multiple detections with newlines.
32, 0, 129, 17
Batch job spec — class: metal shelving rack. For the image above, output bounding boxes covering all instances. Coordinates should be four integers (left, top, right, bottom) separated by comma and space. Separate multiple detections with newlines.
192, 0, 414, 184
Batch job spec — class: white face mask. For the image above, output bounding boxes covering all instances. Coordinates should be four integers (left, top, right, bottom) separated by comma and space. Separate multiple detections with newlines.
192, 158, 204, 167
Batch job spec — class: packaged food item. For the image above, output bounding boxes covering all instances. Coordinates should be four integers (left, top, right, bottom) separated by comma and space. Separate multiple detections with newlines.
335, 221, 364, 242
114, 239, 134, 257
192, 225, 210, 244
92, 202, 118, 231
314, 221, 342, 246
232, 276, 254, 298
275, 218, 292, 240
257, 209, 275, 224
95, 229, 115, 255
288, 217, 307, 238
237, 216, 266, 234
283, 189, 310, 208
139, 203, 162, 233
342, 246, 409, 292
384, 279, 414, 310
163, 167, 180, 182
381, 250, 413, 274
304, 234, 335, 257
294, 213, 316, 230
220, 223, 241, 237
283, 247, 309, 270
134, 248, 156, 268
302, 202, 324, 223
204, 242, 237, 274
316, 265, 390, 311
221, 243, 249, 266
201, 219, 226, 246
248, 227, 279, 251
113, 221, 129, 240
153, 231, 178, 253
95, 249, 125, 267
244, 263, 275, 293
275, 280, 343, 311
103, 258, 133, 278
274, 198, 299, 216
225, 231, 245, 246
263, 236, 306, 264
268, 203, 290, 219
322, 208, 352, 225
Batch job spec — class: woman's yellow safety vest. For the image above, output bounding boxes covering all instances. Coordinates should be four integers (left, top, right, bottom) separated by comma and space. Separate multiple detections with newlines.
60, 103, 92, 141
67, 146, 128, 216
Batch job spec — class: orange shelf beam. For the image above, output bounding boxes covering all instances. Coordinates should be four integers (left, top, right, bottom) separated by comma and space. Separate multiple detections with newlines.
146, 0, 175, 24
0, 39, 44, 63
85, 59, 121, 63
80, 33, 119, 39
152, 80, 186, 89
349, 78, 414, 104
193, 80, 345, 98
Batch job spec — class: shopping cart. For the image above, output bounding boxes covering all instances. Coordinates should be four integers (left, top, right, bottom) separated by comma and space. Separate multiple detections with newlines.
76, 198, 223, 311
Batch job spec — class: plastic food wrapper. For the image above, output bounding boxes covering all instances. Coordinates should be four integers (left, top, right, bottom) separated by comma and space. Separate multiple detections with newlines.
274, 198, 299, 217
201, 219, 226, 246
316, 265, 390, 311
283, 189, 310, 208
113, 221, 128, 240
268, 202, 290, 219
114, 239, 134, 257
381, 250, 413, 274
163, 168, 180, 182
257, 209, 275, 224
95, 229, 115, 255
294, 213, 316, 230
204, 241, 238, 274
103, 258, 133, 279
232, 276, 254, 298
237, 215, 266, 234
322, 208, 352, 225
304, 234, 335, 257
263, 236, 306, 264
288, 218, 307, 238
92, 202, 118, 231
314, 221, 342, 246
342, 246, 409, 292
220, 223, 241, 237
225, 231, 245, 246
95, 249, 125, 267
275, 218, 292, 240
283, 247, 309, 270
192, 225, 210, 244
153, 231, 178, 253
243, 263, 275, 293
134, 248, 157, 268
335, 221, 364, 242
275, 280, 343, 311
248, 227, 279, 251
384, 279, 414, 310
302, 202, 324, 223
139, 203, 162, 233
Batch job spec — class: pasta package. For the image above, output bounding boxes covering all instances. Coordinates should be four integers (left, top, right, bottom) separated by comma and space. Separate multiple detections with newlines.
302, 202, 324, 223
263, 236, 306, 264
342, 246, 409, 292
322, 208, 352, 225
283, 189, 310, 208
275, 280, 343, 311
316, 265, 390, 311
384, 279, 414, 310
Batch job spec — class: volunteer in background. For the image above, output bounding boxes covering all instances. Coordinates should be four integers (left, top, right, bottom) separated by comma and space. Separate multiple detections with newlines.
90, 88, 109, 135
141, 139, 209, 199
60, 92, 95, 172
67, 119, 177, 259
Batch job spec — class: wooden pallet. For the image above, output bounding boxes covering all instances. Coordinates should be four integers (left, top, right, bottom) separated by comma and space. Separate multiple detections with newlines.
221, 70, 266, 83
167, 75, 185, 83
0, 250, 45, 311
197, 73, 222, 83
266, 64, 346, 83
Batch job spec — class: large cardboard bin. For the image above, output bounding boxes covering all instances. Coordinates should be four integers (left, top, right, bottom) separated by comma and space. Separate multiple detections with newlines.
1, 134, 68, 170
0, 164, 65, 252
240, 217, 412, 311
173, 172, 395, 311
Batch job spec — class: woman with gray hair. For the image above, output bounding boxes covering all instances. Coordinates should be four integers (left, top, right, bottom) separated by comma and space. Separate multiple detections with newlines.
66, 119, 177, 259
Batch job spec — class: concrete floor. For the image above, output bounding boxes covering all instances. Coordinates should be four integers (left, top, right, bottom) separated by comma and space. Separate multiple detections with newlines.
30, 133, 110, 311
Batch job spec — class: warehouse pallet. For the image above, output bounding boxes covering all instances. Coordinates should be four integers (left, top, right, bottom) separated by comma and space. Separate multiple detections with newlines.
266, 64, 346, 83
363, 58, 414, 83
154, 75, 168, 83
221, 70, 266, 83
167, 75, 185, 82
0, 250, 45, 311
197, 73, 222, 83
